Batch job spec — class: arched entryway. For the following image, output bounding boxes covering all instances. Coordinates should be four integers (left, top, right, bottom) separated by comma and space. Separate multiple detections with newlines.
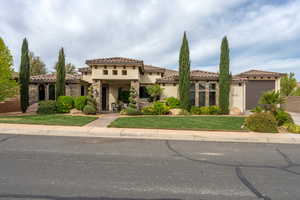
49, 84, 55, 100
38, 84, 45, 101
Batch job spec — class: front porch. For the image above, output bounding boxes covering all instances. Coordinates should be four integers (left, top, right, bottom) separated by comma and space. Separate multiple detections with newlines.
92, 80, 140, 112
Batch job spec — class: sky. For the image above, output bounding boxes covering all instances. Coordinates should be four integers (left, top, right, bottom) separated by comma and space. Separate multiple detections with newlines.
1, 0, 299, 79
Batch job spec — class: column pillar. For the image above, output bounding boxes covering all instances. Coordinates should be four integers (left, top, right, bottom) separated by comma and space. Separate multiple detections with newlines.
92, 80, 102, 113
195, 82, 199, 107
130, 80, 140, 108
45, 84, 49, 100
205, 82, 210, 106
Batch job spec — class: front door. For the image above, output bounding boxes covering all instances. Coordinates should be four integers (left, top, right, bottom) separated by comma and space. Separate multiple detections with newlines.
38, 84, 45, 101
102, 86, 107, 111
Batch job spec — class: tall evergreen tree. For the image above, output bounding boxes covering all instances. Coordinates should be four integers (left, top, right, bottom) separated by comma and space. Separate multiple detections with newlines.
19, 38, 30, 113
218, 36, 231, 114
178, 32, 191, 110
55, 48, 66, 98
0, 37, 18, 102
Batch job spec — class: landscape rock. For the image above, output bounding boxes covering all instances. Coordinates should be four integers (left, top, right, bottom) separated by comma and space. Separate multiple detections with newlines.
170, 108, 183, 115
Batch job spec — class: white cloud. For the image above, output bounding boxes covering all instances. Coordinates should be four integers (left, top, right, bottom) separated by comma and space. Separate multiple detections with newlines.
0, 0, 299, 79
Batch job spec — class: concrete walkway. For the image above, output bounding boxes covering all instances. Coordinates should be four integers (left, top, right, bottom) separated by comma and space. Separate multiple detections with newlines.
85, 113, 119, 127
290, 112, 300, 125
0, 123, 300, 144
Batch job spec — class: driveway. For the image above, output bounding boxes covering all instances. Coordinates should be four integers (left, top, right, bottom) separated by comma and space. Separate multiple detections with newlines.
290, 112, 300, 125
0, 134, 300, 200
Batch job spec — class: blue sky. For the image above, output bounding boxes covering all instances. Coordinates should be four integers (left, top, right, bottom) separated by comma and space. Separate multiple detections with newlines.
1, 0, 299, 79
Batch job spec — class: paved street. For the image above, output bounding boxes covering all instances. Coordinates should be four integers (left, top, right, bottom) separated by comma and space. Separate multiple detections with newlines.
0, 134, 299, 200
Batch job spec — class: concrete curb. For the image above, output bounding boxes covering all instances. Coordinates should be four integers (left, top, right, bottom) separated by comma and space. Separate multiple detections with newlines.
0, 123, 300, 144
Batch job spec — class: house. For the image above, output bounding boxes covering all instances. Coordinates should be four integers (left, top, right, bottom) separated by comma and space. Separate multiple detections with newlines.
28, 57, 285, 113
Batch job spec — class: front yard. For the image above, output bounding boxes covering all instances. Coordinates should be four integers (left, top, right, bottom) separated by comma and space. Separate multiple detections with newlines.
0, 114, 98, 126
109, 116, 246, 131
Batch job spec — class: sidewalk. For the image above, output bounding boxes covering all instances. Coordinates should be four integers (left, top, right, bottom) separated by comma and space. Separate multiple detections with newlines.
0, 123, 300, 144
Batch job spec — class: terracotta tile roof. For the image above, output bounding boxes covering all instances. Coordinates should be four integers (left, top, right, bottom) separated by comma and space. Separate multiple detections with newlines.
30, 73, 82, 83
78, 67, 91, 73
236, 69, 285, 77
143, 65, 166, 73
157, 70, 245, 83
86, 57, 143, 65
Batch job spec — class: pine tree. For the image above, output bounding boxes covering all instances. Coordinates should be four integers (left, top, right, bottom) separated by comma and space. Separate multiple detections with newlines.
55, 48, 66, 98
178, 32, 191, 110
218, 36, 231, 114
0, 37, 18, 102
19, 38, 30, 113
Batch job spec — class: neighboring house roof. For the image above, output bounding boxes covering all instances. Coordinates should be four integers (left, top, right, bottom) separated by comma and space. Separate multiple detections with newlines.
85, 57, 144, 65
144, 65, 166, 73
236, 69, 285, 78
30, 73, 84, 84
78, 67, 91, 73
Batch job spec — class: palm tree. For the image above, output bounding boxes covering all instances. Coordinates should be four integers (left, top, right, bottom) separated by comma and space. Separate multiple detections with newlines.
259, 90, 285, 113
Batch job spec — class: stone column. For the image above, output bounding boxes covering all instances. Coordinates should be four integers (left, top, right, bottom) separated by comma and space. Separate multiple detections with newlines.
130, 80, 140, 108
195, 82, 199, 107
92, 80, 102, 113
205, 82, 210, 106
45, 84, 49, 100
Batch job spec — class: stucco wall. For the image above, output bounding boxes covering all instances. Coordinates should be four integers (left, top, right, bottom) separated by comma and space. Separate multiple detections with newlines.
160, 84, 178, 99
140, 72, 162, 84
91, 66, 140, 80
66, 84, 81, 97
82, 72, 92, 83
229, 83, 246, 113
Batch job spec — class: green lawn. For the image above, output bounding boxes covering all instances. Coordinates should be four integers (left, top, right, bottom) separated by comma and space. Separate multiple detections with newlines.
109, 116, 246, 131
0, 114, 98, 126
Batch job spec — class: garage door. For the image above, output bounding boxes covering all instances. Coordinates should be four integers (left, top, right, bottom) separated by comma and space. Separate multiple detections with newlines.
246, 80, 275, 110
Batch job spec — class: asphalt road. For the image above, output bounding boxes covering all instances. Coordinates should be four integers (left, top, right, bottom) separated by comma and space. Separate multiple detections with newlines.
0, 134, 299, 200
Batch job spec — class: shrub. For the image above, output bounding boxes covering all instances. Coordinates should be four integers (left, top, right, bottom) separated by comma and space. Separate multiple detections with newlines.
83, 105, 97, 115
141, 106, 155, 115
190, 106, 201, 115
56, 96, 74, 113
74, 96, 87, 111
209, 106, 221, 115
284, 123, 300, 133
200, 106, 210, 115
274, 109, 294, 126
245, 112, 278, 133
251, 106, 263, 113
179, 109, 190, 115
153, 101, 170, 115
121, 107, 141, 115
37, 100, 56, 114
165, 97, 180, 109
119, 90, 130, 103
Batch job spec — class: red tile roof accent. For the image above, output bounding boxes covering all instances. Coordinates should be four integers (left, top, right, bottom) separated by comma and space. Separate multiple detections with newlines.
85, 57, 143, 65
236, 69, 285, 77
30, 74, 82, 83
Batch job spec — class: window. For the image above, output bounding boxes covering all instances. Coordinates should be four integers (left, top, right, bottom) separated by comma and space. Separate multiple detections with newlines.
209, 83, 216, 90
189, 83, 195, 106
133, 66, 136, 69
209, 92, 216, 106
199, 83, 205, 90
81, 85, 85, 96
103, 70, 108, 75
149, 72, 152, 75
157, 72, 160, 75
122, 70, 127, 75
139, 86, 150, 98
112, 70, 118, 75
199, 91, 206, 106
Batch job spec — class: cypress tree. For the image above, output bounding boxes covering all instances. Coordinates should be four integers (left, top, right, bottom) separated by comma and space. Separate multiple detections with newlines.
178, 32, 191, 110
55, 48, 66, 98
218, 36, 231, 114
19, 38, 30, 113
